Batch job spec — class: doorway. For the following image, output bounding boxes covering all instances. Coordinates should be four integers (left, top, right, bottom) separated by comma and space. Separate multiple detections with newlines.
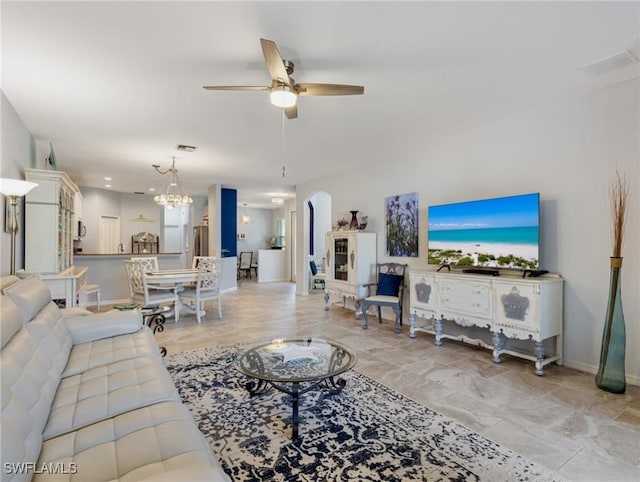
302, 192, 332, 294
99, 215, 120, 254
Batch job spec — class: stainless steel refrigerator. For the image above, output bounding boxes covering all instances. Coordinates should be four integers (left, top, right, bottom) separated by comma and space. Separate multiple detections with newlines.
193, 225, 208, 257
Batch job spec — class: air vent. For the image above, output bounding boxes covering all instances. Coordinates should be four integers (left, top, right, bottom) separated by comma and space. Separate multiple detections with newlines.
582, 49, 638, 76
176, 144, 197, 152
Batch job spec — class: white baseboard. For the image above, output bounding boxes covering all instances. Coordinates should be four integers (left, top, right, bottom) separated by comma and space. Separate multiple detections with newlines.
563, 360, 639, 387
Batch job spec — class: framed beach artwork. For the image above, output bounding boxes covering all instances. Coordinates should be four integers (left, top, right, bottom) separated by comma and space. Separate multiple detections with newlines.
385, 192, 419, 257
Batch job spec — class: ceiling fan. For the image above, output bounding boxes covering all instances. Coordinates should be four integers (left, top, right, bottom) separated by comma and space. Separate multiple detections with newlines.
203, 38, 364, 119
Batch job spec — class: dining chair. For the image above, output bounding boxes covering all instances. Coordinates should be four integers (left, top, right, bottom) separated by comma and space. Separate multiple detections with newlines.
238, 251, 253, 279
361, 262, 409, 334
124, 260, 180, 321
250, 252, 258, 278
131, 256, 159, 273
179, 257, 222, 323
189, 256, 207, 288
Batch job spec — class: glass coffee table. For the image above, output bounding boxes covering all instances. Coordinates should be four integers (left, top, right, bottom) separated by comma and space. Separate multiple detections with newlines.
236, 338, 357, 440
141, 305, 171, 357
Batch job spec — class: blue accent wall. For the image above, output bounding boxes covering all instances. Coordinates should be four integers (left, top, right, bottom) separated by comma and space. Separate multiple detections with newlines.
221, 188, 237, 257
308, 201, 314, 255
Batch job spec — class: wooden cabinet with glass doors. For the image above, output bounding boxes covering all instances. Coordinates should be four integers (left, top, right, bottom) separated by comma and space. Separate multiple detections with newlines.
24, 169, 87, 307
324, 231, 376, 317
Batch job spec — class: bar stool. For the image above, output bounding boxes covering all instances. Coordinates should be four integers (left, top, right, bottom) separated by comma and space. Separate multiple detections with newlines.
84, 284, 101, 310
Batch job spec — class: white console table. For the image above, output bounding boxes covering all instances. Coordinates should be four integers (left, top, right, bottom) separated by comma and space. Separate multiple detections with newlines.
408, 270, 564, 375
40, 266, 89, 308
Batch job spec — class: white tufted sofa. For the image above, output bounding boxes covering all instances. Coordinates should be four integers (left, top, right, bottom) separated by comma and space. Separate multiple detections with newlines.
0, 276, 229, 482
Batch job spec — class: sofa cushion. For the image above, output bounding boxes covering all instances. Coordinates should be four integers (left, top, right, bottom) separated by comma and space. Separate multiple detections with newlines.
64, 310, 143, 345
22, 302, 74, 377
0, 275, 20, 292
43, 356, 180, 440
4, 277, 53, 323
1, 328, 63, 475
35, 402, 229, 481
63, 329, 161, 378
1, 296, 23, 349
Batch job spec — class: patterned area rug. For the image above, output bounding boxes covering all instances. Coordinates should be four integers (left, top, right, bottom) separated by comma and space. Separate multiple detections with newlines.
166, 345, 559, 482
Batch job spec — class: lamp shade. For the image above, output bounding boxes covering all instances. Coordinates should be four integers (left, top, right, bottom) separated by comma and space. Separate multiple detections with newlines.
0, 178, 38, 197
270, 86, 297, 108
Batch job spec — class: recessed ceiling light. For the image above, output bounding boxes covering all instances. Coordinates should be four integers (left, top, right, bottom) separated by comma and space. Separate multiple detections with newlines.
149, 187, 156, 192
105, 184, 112, 188
104, 177, 112, 181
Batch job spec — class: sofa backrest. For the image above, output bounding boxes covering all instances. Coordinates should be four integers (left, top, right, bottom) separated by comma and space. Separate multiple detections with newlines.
3, 277, 54, 323
1, 278, 76, 480
3, 278, 73, 376
0, 275, 20, 292
1, 295, 56, 481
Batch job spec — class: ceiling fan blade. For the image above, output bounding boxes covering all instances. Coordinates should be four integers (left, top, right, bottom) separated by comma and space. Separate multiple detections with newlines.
284, 104, 298, 120
296, 83, 364, 96
203, 86, 270, 92
260, 38, 292, 87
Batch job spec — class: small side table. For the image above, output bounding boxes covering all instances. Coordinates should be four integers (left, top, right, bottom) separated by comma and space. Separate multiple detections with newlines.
141, 305, 170, 357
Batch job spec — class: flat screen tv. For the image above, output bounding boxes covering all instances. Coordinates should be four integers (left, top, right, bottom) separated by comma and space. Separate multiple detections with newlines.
427, 193, 540, 270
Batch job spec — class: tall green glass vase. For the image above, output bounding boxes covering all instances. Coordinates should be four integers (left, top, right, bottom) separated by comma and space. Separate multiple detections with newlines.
595, 257, 626, 394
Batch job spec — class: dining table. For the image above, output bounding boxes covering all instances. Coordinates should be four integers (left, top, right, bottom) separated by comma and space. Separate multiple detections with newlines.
144, 268, 201, 320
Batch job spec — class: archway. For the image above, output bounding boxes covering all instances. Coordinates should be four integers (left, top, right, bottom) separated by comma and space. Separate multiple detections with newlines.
300, 191, 332, 295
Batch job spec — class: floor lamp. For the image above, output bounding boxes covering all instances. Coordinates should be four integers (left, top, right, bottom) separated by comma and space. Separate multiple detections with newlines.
0, 178, 38, 275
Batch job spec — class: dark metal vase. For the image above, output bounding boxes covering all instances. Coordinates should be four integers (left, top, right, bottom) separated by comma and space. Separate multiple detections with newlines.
349, 211, 359, 230
595, 257, 626, 394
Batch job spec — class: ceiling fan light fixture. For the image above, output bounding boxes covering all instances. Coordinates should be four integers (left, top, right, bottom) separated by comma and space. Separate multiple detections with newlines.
270, 86, 297, 108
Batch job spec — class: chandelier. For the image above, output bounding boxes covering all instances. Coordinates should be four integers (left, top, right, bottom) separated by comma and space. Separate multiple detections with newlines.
240, 203, 250, 224
152, 157, 192, 207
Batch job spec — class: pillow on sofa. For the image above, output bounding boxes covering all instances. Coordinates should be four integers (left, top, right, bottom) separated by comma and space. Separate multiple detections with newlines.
376, 273, 403, 296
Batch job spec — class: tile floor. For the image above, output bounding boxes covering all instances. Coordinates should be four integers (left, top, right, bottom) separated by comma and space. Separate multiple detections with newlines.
108, 280, 639, 481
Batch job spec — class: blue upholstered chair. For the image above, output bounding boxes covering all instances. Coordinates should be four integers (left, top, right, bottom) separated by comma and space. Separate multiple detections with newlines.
309, 260, 326, 292
361, 263, 408, 334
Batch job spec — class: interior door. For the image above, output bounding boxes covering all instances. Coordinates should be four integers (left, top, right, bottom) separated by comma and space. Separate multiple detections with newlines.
99, 215, 120, 254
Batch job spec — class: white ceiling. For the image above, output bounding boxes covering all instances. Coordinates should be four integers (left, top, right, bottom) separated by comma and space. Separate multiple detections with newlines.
2, 1, 639, 208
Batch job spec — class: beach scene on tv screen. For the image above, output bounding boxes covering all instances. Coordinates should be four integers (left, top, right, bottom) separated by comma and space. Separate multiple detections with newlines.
428, 193, 539, 269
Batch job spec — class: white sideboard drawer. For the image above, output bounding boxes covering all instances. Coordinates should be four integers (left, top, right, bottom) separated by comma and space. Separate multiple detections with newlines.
438, 278, 493, 320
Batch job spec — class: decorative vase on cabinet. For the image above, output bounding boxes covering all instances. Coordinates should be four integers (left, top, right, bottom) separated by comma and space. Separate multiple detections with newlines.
349, 211, 359, 230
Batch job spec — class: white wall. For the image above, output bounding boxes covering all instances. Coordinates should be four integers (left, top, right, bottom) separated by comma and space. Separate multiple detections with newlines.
236, 206, 273, 254
1, 93, 37, 275
79, 187, 161, 254
296, 79, 639, 383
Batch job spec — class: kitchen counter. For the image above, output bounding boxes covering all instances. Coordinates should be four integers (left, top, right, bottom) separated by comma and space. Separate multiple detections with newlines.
257, 249, 287, 283
74, 253, 183, 304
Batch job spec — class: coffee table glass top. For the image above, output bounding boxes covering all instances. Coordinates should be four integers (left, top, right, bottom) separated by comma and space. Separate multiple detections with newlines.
236, 338, 357, 383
